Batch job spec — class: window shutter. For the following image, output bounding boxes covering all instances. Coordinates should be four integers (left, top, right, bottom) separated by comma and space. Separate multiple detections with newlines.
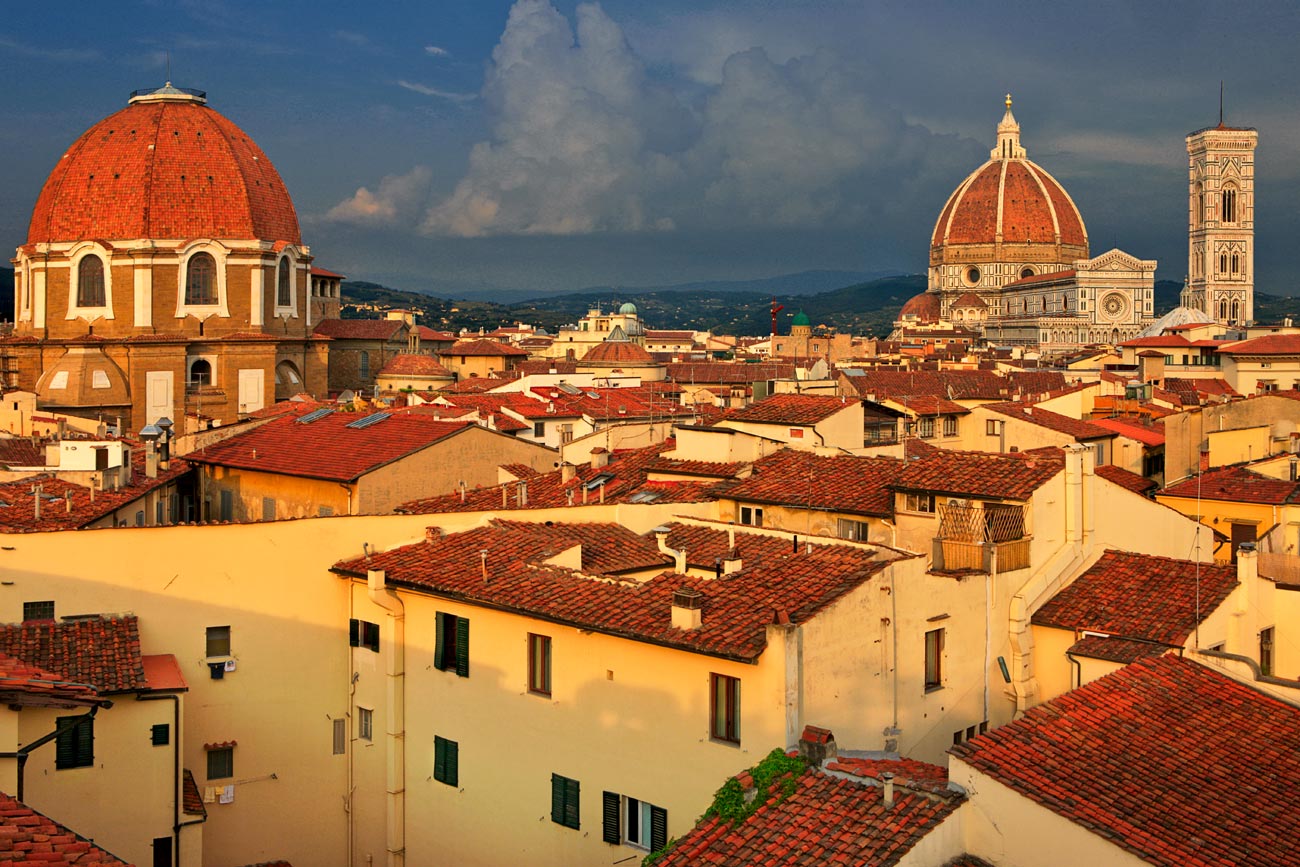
332, 719, 346, 755
434, 613, 446, 670
565, 777, 580, 829
55, 722, 75, 770
446, 739, 458, 787
602, 791, 621, 844
650, 805, 668, 852
434, 737, 446, 782
349, 618, 360, 647
551, 774, 565, 825
151, 723, 170, 746
455, 616, 470, 678
364, 622, 380, 653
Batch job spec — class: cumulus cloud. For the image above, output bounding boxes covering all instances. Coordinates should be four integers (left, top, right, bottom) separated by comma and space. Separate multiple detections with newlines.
415, 0, 980, 240
326, 166, 433, 227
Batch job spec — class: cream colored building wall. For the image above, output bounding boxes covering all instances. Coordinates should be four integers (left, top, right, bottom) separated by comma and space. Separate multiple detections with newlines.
669, 425, 784, 463
346, 576, 791, 867
1222, 355, 1300, 395
1207, 424, 1271, 467
559, 422, 677, 463
717, 500, 890, 546
20, 699, 175, 867
1155, 495, 1274, 563
1030, 625, 1078, 701
956, 406, 1073, 453
202, 465, 349, 520
948, 762, 1153, 867
0, 711, 17, 795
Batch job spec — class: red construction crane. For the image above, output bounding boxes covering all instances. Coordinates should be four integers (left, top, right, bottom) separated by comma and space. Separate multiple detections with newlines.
770, 297, 785, 341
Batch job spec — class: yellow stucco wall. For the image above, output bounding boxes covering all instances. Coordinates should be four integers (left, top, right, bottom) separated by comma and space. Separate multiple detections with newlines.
1207, 425, 1271, 468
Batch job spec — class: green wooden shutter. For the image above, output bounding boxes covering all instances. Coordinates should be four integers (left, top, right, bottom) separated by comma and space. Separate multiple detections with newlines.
551, 774, 565, 825
434, 737, 446, 783
565, 777, 580, 829
349, 618, 360, 647
434, 613, 446, 670
650, 805, 668, 852
455, 616, 470, 678
602, 791, 621, 844
55, 719, 75, 769
446, 739, 458, 787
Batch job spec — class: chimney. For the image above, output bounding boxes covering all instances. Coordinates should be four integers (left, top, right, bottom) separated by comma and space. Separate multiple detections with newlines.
561, 464, 576, 484
480, 550, 489, 582
797, 725, 837, 765
1200, 449, 1210, 473
723, 547, 742, 574
590, 448, 610, 469
671, 587, 703, 630
1237, 541, 1258, 585
654, 527, 687, 572
145, 442, 159, 479
32, 485, 40, 521
881, 771, 895, 809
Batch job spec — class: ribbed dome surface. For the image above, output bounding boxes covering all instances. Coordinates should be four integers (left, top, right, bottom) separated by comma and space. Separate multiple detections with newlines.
581, 339, 654, 364
898, 293, 941, 323
27, 94, 301, 245
931, 159, 1086, 249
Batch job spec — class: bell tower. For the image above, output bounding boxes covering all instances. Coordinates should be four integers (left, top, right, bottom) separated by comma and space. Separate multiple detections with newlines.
1186, 106, 1257, 326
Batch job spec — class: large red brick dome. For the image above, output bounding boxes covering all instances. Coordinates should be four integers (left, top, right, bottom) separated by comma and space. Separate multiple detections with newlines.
26, 85, 301, 245
931, 158, 1086, 249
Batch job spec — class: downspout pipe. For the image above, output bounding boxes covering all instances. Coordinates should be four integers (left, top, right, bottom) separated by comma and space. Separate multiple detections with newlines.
138, 693, 204, 867
368, 569, 406, 867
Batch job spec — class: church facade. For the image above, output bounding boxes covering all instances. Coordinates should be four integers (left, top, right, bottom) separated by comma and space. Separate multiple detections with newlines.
6, 84, 334, 432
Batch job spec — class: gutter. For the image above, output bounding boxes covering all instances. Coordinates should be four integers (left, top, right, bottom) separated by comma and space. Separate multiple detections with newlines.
138, 692, 205, 867
367, 570, 406, 867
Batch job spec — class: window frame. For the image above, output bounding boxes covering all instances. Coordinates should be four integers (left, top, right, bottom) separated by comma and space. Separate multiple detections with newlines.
76, 254, 106, 308
528, 633, 552, 696
602, 793, 667, 851
185, 252, 219, 307
22, 600, 54, 622
918, 416, 935, 439
739, 505, 764, 527
434, 735, 459, 787
206, 745, 234, 780
836, 518, 869, 542
1260, 626, 1275, 676
551, 773, 581, 829
357, 706, 373, 742
435, 612, 470, 677
943, 415, 958, 438
276, 255, 293, 310
924, 628, 945, 692
55, 715, 93, 770
904, 492, 935, 514
206, 625, 232, 658
709, 673, 741, 744
67, 244, 114, 318
349, 618, 380, 653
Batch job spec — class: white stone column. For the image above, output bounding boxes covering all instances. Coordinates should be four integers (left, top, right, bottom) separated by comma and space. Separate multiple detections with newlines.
251, 263, 265, 327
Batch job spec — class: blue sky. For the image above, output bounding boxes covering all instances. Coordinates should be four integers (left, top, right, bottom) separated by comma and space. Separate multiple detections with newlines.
3, 0, 1299, 298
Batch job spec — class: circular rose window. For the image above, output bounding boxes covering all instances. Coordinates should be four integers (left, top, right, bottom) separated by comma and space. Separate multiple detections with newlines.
1103, 294, 1125, 316
965, 267, 981, 285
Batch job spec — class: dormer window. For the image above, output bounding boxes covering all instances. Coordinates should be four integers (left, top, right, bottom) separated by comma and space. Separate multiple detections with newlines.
186, 253, 218, 305
77, 256, 106, 307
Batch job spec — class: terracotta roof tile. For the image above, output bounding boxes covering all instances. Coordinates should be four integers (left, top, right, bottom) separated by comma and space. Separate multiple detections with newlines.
1090, 416, 1165, 446
1066, 634, 1170, 663
890, 395, 969, 416
667, 362, 796, 385
839, 369, 1016, 401
1219, 334, 1300, 356
377, 354, 453, 378
1160, 465, 1300, 505
580, 340, 655, 364
441, 338, 528, 358
0, 453, 191, 532
1032, 550, 1237, 646
656, 756, 960, 867
894, 447, 1062, 500
186, 412, 472, 483
312, 319, 405, 341
0, 652, 99, 705
718, 394, 853, 426
647, 457, 750, 479
437, 376, 516, 394
723, 451, 900, 517
0, 793, 131, 864
984, 402, 1115, 440
0, 616, 147, 693
1094, 464, 1157, 496
334, 521, 893, 660
950, 655, 1300, 867
181, 769, 206, 818
0, 440, 44, 468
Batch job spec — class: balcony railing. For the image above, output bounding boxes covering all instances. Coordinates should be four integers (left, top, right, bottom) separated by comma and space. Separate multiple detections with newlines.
933, 538, 1031, 573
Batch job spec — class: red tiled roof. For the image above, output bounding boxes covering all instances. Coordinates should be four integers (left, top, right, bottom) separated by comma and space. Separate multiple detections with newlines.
890, 395, 969, 416
647, 457, 749, 479
645, 330, 696, 341
1119, 334, 1192, 348
141, 654, 187, 692
723, 450, 900, 517
310, 266, 344, 279
656, 755, 960, 867
839, 369, 1014, 402
0, 616, 147, 694
437, 376, 515, 393
397, 440, 722, 513
1067, 634, 1170, 663
898, 292, 942, 323
718, 395, 853, 426
580, 340, 655, 364
334, 521, 894, 661
28, 96, 300, 245
514, 360, 578, 376
441, 338, 528, 358
0, 453, 191, 532
185, 412, 473, 483
417, 326, 457, 342
1160, 465, 1300, 505
933, 159, 1086, 248
951, 291, 987, 309
312, 319, 405, 341
950, 655, 1300, 867
0, 439, 44, 468
825, 756, 951, 794
1090, 416, 1165, 446
376, 354, 453, 378
1032, 550, 1237, 646
182, 769, 206, 818
984, 402, 1115, 440
1094, 464, 1157, 496
0, 793, 131, 864
1220, 334, 1300, 356
667, 362, 796, 385
1001, 268, 1078, 289
0, 652, 100, 706
894, 446, 1062, 500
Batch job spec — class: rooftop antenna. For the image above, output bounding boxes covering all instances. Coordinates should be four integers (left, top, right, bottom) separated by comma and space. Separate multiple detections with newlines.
166, 50, 171, 85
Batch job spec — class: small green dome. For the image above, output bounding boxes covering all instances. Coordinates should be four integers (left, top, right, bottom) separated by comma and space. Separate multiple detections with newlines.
618, 302, 638, 315
791, 309, 810, 327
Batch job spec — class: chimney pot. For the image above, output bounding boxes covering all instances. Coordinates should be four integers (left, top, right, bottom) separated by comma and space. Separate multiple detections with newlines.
797, 725, 838, 764
881, 772, 896, 809
671, 587, 703, 630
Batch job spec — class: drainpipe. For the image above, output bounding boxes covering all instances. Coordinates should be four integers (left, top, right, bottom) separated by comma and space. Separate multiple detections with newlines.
139, 693, 204, 866
339, 483, 354, 516
367, 569, 405, 867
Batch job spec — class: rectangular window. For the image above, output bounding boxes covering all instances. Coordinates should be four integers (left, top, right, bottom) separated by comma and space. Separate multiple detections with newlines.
788, 428, 804, 439
603, 792, 668, 851
55, 715, 93, 769
261, 497, 276, 522
709, 673, 740, 744
943, 416, 958, 437
533, 421, 546, 437
836, 518, 869, 542
152, 837, 173, 867
905, 492, 935, 513
925, 628, 945, 691
23, 601, 54, 622
739, 506, 764, 527
358, 707, 373, 742
434, 735, 459, 787
151, 723, 170, 746
1260, 627, 1275, 676
349, 618, 380, 653
528, 633, 552, 696
559, 424, 574, 444
219, 489, 233, 522
332, 718, 347, 755
551, 773, 581, 829
207, 746, 233, 780
986, 419, 1000, 436
435, 612, 470, 677
318, 505, 335, 517
206, 625, 231, 658
918, 417, 935, 439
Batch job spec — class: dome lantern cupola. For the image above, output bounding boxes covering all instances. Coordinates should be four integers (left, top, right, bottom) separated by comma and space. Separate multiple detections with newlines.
992, 93, 1026, 160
